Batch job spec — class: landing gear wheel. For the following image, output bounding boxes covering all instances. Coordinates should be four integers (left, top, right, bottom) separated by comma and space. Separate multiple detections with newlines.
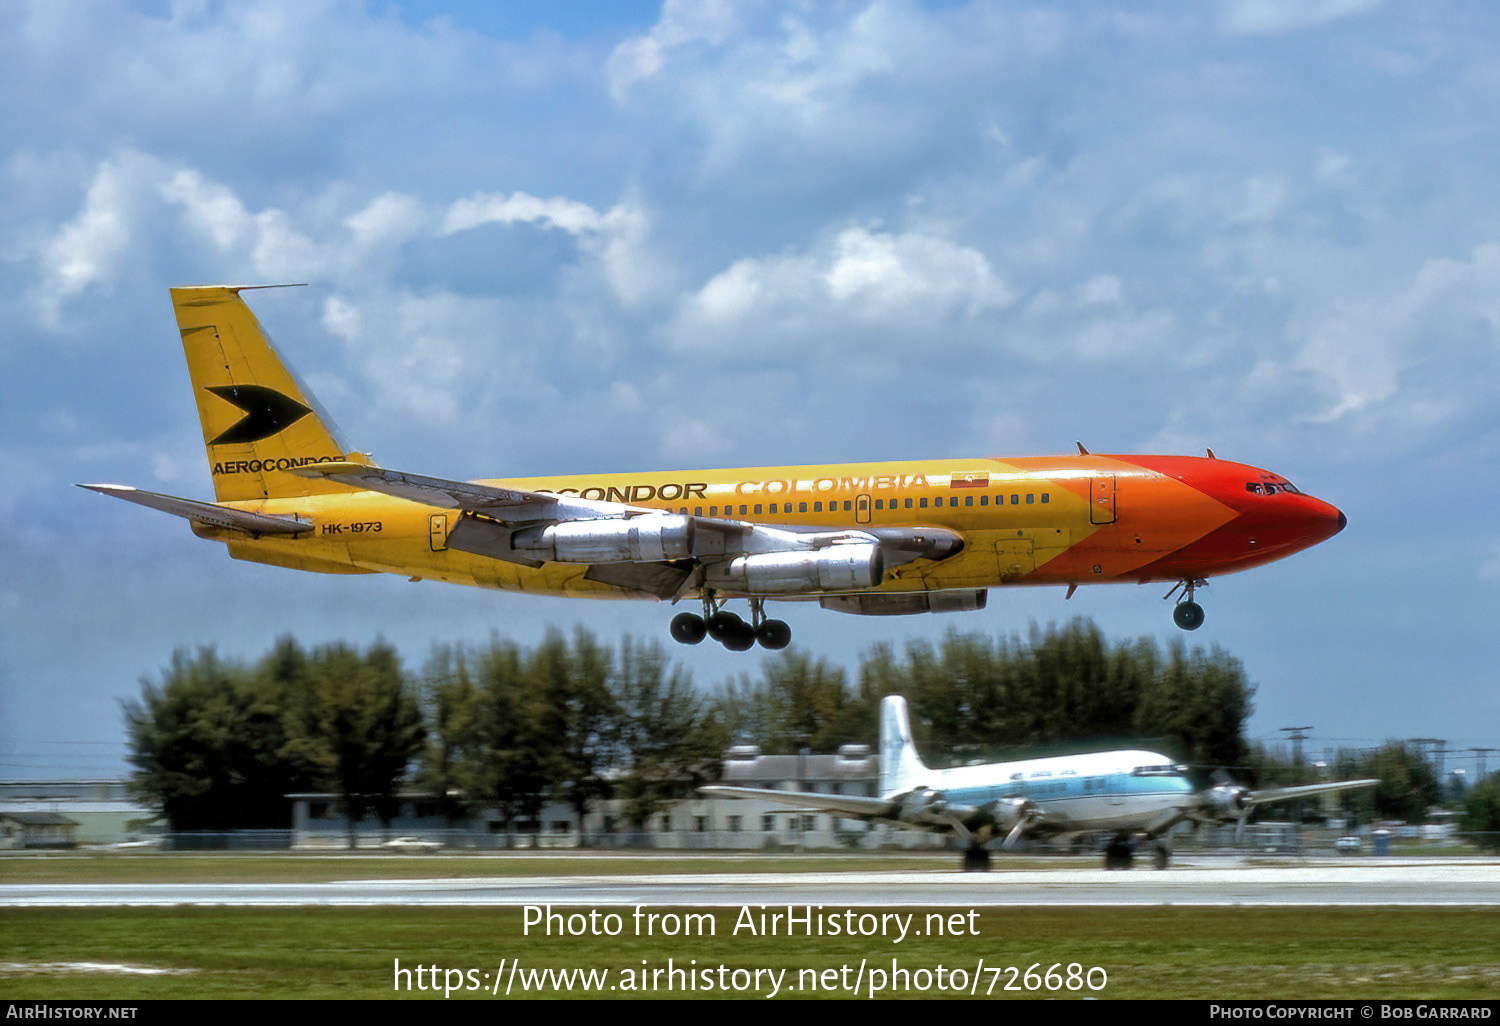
722, 621, 756, 651
669, 612, 707, 645
706, 611, 744, 641
961, 847, 992, 873
1103, 837, 1136, 870
1151, 841, 1171, 870
1173, 600, 1205, 631
755, 619, 791, 650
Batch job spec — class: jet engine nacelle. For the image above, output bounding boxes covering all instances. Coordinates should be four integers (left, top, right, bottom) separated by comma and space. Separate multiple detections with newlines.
706, 543, 884, 594
512, 515, 695, 563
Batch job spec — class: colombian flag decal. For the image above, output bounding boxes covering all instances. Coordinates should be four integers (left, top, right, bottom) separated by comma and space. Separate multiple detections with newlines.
950, 471, 990, 488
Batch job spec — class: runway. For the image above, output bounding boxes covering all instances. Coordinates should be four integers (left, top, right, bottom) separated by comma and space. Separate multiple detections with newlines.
5, 859, 1498, 907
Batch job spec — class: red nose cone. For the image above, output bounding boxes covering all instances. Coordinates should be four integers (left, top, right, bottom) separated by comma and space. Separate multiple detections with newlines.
1119, 456, 1346, 579
1235, 494, 1345, 550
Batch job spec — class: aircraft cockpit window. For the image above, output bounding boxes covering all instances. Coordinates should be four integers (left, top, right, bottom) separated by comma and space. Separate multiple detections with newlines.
1249, 480, 1302, 496
1131, 764, 1186, 777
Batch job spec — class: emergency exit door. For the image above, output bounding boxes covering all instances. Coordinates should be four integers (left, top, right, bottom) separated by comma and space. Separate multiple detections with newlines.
1090, 475, 1117, 525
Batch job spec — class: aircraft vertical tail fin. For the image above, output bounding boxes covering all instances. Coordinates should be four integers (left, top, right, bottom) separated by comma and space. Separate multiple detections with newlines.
171, 285, 374, 502
878, 695, 929, 797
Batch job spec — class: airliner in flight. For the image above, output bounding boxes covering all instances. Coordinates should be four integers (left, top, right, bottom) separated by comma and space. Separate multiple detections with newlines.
703, 696, 1378, 870
82, 286, 1346, 650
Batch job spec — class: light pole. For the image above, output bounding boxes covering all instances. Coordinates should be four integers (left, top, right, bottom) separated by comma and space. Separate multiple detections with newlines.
1280, 726, 1313, 825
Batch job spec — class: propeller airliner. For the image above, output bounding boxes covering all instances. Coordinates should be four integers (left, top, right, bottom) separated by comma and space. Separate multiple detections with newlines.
703, 696, 1378, 870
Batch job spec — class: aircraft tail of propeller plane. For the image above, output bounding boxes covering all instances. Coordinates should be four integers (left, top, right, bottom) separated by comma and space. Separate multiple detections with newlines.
80, 286, 1346, 647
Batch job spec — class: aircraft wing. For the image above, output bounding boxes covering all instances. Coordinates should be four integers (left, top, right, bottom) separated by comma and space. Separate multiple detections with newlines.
291, 461, 576, 520
78, 484, 311, 535
293, 461, 965, 600
292, 461, 763, 531
698, 786, 899, 820
1242, 779, 1380, 809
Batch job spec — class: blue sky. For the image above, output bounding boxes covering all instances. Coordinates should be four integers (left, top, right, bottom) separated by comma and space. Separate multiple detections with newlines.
2, 0, 1496, 781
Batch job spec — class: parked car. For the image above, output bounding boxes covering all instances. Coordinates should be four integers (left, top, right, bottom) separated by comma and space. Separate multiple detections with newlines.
384, 836, 442, 853
1333, 835, 1363, 854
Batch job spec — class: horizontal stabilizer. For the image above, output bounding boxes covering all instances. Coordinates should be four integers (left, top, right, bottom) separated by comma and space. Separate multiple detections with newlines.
78, 484, 311, 535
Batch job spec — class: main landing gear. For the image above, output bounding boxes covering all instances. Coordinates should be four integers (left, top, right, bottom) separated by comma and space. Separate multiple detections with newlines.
1165, 578, 1208, 631
962, 846, 992, 873
1102, 835, 1172, 870
669, 594, 791, 652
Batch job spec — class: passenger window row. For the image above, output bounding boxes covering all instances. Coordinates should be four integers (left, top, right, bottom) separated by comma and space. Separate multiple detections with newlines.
673, 493, 1052, 517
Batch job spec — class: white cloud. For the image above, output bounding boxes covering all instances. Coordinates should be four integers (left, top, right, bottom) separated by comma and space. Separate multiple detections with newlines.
441, 192, 609, 237
34, 154, 152, 325
159, 168, 254, 251
1481, 543, 1500, 583
1233, 176, 1290, 225
655, 411, 733, 464
675, 226, 1012, 355
346, 192, 428, 249
442, 191, 666, 306
1220, 0, 1382, 36
320, 291, 488, 428
606, 0, 739, 101
1290, 242, 1500, 423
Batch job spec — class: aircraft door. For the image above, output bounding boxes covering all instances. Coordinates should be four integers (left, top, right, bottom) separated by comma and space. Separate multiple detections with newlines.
855, 493, 872, 525
1090, 474, 1117, 525
429, 513, 449, 551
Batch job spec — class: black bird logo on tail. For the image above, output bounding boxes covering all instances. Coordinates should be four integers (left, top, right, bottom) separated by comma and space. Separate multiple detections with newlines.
206, 385, 312, 445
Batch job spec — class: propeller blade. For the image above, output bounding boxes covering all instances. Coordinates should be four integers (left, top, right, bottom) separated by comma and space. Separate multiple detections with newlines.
1001, 818, 1030, 850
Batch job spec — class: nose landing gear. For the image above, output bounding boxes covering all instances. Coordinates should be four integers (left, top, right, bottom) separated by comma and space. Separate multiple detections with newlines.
1165, 578, 1207, 631
669, 593, 791, 651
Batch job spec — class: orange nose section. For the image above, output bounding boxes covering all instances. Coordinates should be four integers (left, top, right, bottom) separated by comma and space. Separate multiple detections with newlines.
1118, 456, 1346, 579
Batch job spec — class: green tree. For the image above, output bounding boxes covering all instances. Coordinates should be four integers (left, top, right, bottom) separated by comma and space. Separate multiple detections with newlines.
469, 638, 552, 844
533, 628, 619, 845
611, 639, 724, 831
1365, 742, 1443, 823
762, 649, 861, 752
418, 644, 484, 825
285, 641, 425, 848
844, 621, 1254, 770
1459, 774, 1500, 853
124, 646, 312, 831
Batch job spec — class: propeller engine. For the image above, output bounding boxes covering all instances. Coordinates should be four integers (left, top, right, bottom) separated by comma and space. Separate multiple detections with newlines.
1201, 770, 1253, 841
897, 788, 948, 822
985, 797, 1041, 849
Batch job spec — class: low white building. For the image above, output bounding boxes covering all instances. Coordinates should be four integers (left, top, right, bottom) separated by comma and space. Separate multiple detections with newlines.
286, 743, 944, 851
